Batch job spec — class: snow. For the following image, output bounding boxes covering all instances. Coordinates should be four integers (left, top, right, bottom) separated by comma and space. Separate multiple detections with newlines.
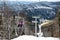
34, 6, 53, 9
27, 6, 53, 10
11, 35, 59, 40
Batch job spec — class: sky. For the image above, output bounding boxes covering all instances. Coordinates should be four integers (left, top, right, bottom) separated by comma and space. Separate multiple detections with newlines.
0, 0, 60, 2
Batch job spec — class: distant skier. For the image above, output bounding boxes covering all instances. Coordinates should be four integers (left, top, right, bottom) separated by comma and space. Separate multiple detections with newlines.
17, 20, 24, 35
18, 20, 23, 27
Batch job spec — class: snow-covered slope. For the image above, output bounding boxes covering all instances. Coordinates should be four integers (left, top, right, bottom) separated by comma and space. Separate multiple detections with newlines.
0, 1, 59, 20
11, 35, 59, 40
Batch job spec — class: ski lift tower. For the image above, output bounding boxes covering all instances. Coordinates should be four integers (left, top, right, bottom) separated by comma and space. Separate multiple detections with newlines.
32, 16, 40, 36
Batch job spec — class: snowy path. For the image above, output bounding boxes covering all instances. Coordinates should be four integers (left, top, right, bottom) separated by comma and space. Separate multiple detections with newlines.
11, 35, 59, 40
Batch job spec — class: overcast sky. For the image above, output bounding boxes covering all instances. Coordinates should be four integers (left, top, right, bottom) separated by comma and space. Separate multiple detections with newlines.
1, 0, 60, 2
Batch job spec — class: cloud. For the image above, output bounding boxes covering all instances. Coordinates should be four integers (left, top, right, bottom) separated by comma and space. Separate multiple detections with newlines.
0, 0, 60, 2
40, 0, 60, 2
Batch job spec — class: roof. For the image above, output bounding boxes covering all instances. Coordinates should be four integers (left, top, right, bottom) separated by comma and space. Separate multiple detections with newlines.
39, 20, 53, 27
